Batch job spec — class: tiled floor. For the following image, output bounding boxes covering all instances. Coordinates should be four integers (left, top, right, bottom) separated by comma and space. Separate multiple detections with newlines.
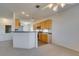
0, 40, 79, 56
38, 40, 47, 46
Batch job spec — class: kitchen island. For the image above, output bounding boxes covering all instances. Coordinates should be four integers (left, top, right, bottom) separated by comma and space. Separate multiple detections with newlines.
12, 31, 38, 49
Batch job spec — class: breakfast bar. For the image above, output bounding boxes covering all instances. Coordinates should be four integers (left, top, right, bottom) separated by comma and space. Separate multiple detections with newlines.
12, 31, 38, 49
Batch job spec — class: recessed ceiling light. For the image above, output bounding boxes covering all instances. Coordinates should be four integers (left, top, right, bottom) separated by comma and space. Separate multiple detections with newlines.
26, 14, 29, 17
21, 11, 25, 15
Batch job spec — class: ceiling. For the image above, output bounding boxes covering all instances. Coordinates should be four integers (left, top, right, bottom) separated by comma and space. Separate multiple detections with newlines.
0, 3, 76, 22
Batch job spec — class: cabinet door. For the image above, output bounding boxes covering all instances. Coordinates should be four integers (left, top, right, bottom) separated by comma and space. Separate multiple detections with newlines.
40, 22, 44, 29
41, 33, 48, 43
33, 23, 41, 30
39, 33, 48, 43
15, 19, 21, 29
33, 19, 52, 29
47, 20, 52, 29
45, 20, 52, 29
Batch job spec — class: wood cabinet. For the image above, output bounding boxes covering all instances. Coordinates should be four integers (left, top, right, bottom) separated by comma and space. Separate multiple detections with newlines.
33, 19, 52, 30
38, 32, 48, 43
44, 20, 52, 29
33, 19, 52, 43
15, 18, 21, 29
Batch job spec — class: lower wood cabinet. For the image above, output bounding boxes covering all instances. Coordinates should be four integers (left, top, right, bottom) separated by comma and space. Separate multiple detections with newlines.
38, 32, 48, 43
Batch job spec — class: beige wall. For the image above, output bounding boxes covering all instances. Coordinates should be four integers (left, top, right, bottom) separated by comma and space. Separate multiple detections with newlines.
52, 4, 79, 52
0, 18, 12, 41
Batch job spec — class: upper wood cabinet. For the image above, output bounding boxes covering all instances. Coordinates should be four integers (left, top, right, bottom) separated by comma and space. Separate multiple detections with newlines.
45, 20, 52, 29
33, 19, 52, 30
33, 23, 41, 30
15, 18, 21, 29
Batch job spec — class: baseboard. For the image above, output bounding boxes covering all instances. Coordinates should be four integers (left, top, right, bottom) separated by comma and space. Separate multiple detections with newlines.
52, 42, 79, 53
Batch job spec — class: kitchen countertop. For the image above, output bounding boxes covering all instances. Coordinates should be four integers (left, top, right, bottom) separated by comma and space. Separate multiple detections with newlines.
11, 31, 37, 33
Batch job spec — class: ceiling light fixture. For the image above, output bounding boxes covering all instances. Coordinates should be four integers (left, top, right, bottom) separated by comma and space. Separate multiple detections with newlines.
53, 5, 58, 12
60, 3, 66, 8
36, 5, 40, 8
21, 11, 25, 15
42, 3, 53, 9
43, 3, 66, 11
26, 14, 29, 17
48, 3, 53, 9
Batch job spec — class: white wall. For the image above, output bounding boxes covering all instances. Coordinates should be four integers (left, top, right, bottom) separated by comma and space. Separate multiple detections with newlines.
21, 21, 33, 31
52, 4, 79, 52
0, 18, 12, 41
